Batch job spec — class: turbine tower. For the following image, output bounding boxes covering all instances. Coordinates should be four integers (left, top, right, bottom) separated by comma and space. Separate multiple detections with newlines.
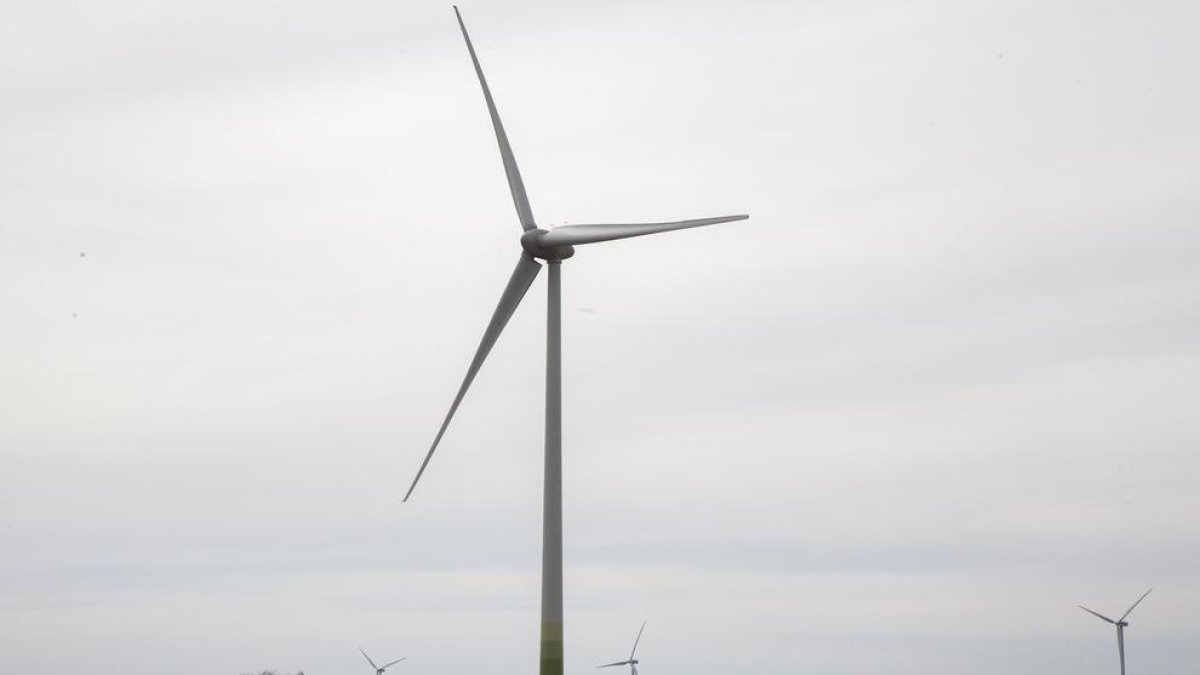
1079, 588, 1152, 675
358, 647, 405, 675
597, 621, 647, 675
403, 8, 748, 675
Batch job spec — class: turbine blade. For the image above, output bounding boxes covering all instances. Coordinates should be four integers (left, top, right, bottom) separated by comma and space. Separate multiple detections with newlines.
382, 658, 406, 668
453, 6, 537, 231
403, 254, 542, 501
629, 620, 646, 660
1119, 588, 1152, 622
1079, 606, 1116, 624
539, 215, 748, 247
359, 647, 378, 670
597, 661, 630, 668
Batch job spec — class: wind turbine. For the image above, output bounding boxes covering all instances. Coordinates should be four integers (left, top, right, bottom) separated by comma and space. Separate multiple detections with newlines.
403, 7, 748, 675
358, 647, 404, 675
597, 621, 647, 675
1079, 588, 1152, 675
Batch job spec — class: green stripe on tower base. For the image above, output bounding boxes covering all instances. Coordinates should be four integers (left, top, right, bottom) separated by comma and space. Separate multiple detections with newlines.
540, 622, 564, 675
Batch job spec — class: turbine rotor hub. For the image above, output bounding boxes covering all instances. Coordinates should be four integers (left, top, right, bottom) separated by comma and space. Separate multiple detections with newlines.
521, 228, 575, 261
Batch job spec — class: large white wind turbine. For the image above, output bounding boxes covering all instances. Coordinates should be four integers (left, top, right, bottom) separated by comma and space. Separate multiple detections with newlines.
1079, 588, 1152, 675
358, 647, 405, 675
403, 7, 747, 675
597, 621, 647, 675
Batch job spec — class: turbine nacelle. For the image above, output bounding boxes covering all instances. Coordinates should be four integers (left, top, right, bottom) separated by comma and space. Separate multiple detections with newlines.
521, 228, 575, 261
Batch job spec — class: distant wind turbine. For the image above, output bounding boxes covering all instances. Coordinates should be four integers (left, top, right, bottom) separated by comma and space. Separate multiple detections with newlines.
403, 7, 748, 675
598, 621, 647, 675
358, 647, 404, 675
1079, 588, 1152, 675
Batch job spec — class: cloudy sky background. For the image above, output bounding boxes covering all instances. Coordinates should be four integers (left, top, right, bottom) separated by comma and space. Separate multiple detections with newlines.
3, 0, 1199, 673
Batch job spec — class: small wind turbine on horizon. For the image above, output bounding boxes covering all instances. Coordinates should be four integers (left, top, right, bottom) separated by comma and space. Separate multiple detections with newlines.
1079, 588, 1152, 675
598, 621, 647, 675
403, 7, 748, 675
358, 647, 404, 675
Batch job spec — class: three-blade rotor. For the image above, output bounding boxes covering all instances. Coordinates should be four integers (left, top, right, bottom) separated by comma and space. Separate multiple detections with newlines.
597, 621, 646, 674
359, 647, 404, 674
1079, 590, 1151, 675
1078, 588, 1153, 625
402, 8, 749, 502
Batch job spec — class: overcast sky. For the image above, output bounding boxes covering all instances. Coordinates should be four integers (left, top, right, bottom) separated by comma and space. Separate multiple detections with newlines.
3, 1, 1199, 674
